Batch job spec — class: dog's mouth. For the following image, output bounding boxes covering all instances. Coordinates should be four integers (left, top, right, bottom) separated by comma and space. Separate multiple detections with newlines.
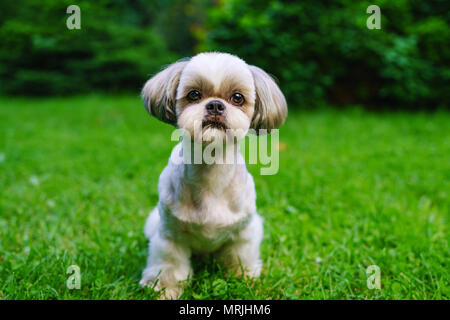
202, 118, 227, 131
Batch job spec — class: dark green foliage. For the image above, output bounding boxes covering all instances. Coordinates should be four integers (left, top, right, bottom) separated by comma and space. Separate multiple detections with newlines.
151, 0, 209, 56
0, 0, 448, 109
0, 0, 176, 95
203, 0, 450, 109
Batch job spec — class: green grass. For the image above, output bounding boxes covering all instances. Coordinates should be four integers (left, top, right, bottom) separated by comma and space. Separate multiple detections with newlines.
0, 95, 448, 300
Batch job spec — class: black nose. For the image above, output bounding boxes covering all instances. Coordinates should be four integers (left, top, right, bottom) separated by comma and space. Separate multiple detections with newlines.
206, 100, 225, 115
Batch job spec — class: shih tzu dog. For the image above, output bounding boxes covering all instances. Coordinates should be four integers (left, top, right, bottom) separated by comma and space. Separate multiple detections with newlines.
139, 52, 287, 299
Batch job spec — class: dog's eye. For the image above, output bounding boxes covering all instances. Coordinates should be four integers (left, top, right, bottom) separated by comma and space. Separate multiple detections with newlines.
230, 93, 245, 106
187, 90, 202, 101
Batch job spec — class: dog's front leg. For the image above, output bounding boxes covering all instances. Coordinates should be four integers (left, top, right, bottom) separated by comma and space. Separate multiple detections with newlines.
140, 230, 192, 299
218, 214, 263, 278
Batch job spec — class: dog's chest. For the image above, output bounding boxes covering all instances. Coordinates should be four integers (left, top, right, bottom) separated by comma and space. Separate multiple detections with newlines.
162, 190, 251, 253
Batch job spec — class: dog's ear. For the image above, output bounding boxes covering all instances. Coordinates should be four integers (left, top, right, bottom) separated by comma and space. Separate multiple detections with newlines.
249, 66, 287, 134
142, 59, 189, 125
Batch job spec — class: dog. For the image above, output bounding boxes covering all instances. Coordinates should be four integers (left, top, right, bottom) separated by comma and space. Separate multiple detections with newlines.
139, 52, 287, 299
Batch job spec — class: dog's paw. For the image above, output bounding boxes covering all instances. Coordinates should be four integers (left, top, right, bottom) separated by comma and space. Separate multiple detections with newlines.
228, 263, 262, 279
158, 286, 183, 300
139, 275, 157, 289
140, 273, 183, 300
245, 265, 262, 278
139, 267, 159, 288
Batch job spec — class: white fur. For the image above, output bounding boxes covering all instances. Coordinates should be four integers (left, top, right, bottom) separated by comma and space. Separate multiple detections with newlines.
177, 53, 256, 104
177, 99, 250, 143
140, 143, 263, 299
140, 52, 287, 299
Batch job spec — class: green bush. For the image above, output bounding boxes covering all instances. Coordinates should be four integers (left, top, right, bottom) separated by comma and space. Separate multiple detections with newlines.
202, 0, 450, 109
0, 0, 176, 95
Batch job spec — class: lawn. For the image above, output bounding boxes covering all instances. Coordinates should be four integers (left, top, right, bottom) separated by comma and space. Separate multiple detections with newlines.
0, 95, 448, 299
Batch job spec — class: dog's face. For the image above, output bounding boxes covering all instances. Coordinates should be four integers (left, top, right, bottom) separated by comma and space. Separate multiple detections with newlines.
142, 52, 287, 143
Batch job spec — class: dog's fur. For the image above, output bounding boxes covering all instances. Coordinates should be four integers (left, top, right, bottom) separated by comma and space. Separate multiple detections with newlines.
139, 52, 287, 299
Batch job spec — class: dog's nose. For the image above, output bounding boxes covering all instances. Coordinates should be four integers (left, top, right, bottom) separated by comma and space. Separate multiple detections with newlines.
206, 100, 225, 115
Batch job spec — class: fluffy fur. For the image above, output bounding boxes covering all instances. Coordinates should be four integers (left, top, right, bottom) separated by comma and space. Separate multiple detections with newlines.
139, 52, 287, 299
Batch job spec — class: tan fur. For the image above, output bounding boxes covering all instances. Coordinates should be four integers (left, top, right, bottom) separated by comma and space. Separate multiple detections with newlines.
249, 66, 288, 133
142, 60, 189, 125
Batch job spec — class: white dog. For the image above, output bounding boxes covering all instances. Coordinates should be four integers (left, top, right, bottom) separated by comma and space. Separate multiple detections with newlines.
139, 52, 287, 299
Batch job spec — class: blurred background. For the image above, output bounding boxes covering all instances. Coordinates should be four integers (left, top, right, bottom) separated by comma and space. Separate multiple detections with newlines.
1, 0, 448, 109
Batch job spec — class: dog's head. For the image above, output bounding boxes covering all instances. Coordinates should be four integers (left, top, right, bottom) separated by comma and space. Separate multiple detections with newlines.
142, 52, 287, 143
